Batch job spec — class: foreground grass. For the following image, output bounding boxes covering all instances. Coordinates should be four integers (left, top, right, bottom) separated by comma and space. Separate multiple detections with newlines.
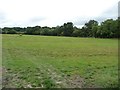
2, 34, 118, 88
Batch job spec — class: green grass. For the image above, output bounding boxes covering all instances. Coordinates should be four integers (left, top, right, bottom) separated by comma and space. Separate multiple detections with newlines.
2, 34, 118, 88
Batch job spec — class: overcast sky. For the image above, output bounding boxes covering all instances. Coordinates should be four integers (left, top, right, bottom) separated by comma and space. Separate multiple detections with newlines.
0, 0, 119, 28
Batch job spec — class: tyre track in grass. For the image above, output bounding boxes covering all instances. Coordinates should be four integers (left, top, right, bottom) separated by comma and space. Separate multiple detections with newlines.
2, 48, 85, 88
3, 48, 85, 88
2, 48, 31, 88
28, 58, 85, 88
27, 58, 65, 88
2, 36, 37, 88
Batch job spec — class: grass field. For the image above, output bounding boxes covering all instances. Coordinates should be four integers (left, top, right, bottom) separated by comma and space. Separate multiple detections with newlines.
2, 34, 118, 88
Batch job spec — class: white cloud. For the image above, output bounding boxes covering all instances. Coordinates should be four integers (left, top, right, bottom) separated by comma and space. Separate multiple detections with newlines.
0, 0, 119, 27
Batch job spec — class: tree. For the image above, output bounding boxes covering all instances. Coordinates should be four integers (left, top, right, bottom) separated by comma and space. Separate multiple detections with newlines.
26, 27, 33, 35
40, 26, 50, 35
32, 26, 41, 35
61, 22, 74, 36
7, 29, 17, 34
99, 19, 118, 38
84, 20, 98, 37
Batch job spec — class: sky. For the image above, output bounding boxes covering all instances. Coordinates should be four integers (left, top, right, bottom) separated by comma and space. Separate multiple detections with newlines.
0, 0, 119, 28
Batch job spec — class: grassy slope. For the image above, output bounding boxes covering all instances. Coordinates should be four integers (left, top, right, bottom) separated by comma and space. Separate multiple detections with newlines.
2, 34, 118, 88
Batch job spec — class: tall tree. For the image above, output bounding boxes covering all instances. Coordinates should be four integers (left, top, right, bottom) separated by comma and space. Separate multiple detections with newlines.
61, 22, 74, 36
84, 20, 98, 37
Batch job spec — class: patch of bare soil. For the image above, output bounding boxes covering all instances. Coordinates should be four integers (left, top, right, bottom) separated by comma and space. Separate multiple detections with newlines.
0, 67, 2, 89
2, 67, 28, 88
64, 75, 85, 88
2, 67, 13, 88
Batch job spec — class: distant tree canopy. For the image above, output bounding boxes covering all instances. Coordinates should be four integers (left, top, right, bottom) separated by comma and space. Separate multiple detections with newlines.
1, 18, 119, 38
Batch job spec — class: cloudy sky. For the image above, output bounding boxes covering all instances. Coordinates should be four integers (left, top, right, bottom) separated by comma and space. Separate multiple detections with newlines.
0, 0, 119, 28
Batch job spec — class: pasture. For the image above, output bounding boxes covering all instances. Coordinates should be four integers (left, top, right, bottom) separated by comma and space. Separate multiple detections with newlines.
2, 34, 118, 88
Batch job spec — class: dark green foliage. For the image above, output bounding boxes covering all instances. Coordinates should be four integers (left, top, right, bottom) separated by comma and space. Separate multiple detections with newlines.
7, 29, 17, 34
61, 22, 74, 36
84, 20, 98, 37
1, 18, 119, 38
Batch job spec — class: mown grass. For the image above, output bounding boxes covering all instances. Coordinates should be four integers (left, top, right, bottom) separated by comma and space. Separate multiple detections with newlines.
2, 34, 118, 88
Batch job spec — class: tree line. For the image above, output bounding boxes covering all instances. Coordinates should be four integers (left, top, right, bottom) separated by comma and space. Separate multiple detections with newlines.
1, 18, 120, 38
